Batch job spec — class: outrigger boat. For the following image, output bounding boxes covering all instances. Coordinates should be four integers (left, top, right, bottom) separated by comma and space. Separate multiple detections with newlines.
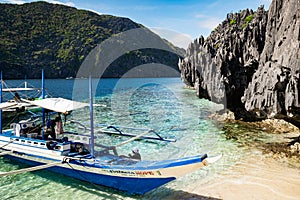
0, 76, 44, 117
0, 72, 221, 195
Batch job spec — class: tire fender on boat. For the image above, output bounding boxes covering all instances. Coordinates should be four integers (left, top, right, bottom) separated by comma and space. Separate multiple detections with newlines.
46, 141, 57, 150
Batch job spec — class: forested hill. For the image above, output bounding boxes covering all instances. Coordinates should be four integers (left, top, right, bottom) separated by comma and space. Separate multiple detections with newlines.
0, 2, 184, 79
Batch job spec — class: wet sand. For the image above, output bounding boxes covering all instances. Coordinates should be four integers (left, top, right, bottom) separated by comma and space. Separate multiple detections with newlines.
167, 154, 300, 200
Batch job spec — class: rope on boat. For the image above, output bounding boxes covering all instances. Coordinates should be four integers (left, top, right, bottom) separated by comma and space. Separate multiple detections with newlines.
64, 159, 109, 191
0, 162, 64, 177
106, 126, 123, 134
65, 161, 87, 179
4, 114, 19, 128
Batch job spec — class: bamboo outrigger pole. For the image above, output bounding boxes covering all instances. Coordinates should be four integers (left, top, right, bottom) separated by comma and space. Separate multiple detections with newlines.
113, 130, 153, 148
0, 162, 65, 177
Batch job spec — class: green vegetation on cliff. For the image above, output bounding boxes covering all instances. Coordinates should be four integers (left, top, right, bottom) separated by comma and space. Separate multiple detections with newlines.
0, 2, 183, 78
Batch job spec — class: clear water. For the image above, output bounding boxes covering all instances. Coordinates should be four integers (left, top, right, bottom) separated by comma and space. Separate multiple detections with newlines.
0, 78, 248, 199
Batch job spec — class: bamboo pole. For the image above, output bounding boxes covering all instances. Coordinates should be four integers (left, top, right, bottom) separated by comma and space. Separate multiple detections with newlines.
0, 162, 64, 177
113, 130, 152, 148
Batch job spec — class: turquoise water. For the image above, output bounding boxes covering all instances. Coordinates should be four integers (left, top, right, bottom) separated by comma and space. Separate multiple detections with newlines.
0, 78, 246, 199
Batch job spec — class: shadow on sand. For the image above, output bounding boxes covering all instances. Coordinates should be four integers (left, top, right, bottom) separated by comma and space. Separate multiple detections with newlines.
143, 187, 221, 200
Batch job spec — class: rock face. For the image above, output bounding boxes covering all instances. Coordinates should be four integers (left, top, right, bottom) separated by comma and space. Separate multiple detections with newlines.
179, 0, 300, 123
243, 0, 300, 118
179, 6, 268, 118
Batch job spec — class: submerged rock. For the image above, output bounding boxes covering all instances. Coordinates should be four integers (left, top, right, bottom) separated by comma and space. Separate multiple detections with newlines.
222, 119, 300, 159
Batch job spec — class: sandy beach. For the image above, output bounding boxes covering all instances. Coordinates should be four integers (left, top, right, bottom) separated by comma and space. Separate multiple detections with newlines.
165, 154, 300, 200
200, 156, 300, 199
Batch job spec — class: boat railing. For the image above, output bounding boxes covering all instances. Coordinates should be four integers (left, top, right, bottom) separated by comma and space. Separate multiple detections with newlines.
9, 136, 71, 155
12, 137, 47, 148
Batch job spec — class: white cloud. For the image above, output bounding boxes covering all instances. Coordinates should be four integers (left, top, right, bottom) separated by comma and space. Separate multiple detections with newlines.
195, 14, 207, 18
259, 0, 272, 8
132, 5, 158, 11
1, 0, 26, 4
198, 18, 221, 30
150, 27, 193, 49
195, 13, 221, 30
206, 0, 222, 9
42, 0, 75, 7
0, 0, 75, 7
86, 8, 102, 16
261, 0, 272, 3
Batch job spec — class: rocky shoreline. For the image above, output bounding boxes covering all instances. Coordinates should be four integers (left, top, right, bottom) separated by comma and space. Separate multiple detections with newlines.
220, 116, 300, 166
208, 107, 300, 167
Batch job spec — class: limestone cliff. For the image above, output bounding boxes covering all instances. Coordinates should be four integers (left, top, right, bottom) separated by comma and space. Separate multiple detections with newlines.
242, 0, 300, 118
179, 0, 299, 123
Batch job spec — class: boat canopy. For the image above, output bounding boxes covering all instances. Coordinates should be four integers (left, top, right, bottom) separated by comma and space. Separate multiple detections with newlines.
22, 98, 89, 113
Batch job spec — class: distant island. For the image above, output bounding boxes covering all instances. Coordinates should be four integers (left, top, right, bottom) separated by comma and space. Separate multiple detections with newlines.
0, 2, 184, 79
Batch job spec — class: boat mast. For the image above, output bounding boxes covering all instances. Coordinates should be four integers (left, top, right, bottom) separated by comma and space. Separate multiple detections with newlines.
0, 71, 2, 134
41, 69, 45, 139
89, 75, 95, 157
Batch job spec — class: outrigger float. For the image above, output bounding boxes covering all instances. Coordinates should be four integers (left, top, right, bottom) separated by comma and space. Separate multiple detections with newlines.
0, 71, 221, 195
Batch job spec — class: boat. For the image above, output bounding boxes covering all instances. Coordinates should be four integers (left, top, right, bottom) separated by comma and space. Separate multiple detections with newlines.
0, 75, 45, 118
0, 73, 221, 195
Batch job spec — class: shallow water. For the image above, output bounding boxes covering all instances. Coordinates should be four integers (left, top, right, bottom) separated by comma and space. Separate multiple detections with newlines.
1, 78, 295, 199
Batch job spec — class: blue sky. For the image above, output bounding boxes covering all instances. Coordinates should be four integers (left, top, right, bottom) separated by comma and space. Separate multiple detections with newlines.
1, 0, 272, 48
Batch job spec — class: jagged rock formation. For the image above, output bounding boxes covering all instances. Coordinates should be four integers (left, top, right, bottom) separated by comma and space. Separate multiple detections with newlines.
242, 0, 300, 118
179, 0, 299, 123
179, 6, 268, 118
